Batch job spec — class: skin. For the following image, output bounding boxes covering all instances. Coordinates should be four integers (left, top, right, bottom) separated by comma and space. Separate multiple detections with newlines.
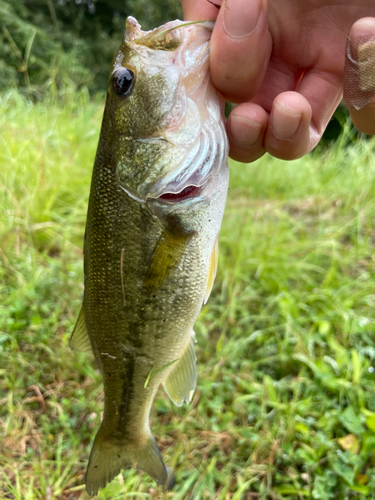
181, 0, 375, 162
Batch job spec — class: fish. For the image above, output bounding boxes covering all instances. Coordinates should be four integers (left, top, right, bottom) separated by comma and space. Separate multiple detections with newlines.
70, 16, 229, 496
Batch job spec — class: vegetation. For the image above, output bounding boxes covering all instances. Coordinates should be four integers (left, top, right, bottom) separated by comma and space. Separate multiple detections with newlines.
0, 0, 182, 94
1, 90, 375, 499
0, 0, 348, 142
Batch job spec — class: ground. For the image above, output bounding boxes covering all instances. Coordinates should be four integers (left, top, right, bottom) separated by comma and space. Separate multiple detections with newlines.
1, 90, 375, 499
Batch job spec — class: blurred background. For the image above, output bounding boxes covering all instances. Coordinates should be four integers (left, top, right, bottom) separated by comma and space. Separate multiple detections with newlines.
1, 1, 375, 499
0, 0, 182, 95
0, 0, 349, 143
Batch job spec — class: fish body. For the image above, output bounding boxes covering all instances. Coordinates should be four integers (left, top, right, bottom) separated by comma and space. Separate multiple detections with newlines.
71, 17, 229, 496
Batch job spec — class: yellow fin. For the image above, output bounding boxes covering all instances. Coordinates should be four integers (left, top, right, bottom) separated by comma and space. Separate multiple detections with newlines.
144, 225, 191, 289
163, 335, 197, 407
70, 307, 94, 358
204, 237, 218, 304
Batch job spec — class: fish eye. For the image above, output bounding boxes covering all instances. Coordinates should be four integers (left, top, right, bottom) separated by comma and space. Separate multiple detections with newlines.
112, 67, 135, 96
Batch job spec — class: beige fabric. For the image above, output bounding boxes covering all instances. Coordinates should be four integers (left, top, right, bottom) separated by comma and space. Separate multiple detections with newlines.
343, 35, 375, 110
358, 41, 375, 92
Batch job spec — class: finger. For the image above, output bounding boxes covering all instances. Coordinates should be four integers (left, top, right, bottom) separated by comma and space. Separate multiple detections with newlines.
250, 58, 303, 112
350, 104, 375, 135
227, 103, 268, 162
180, 0, 221, 21
344, 17, 375, 135
226, 60, 299, 163
263, 67, 342, 159
210, 0, 272, 103
265, 91, 312, 160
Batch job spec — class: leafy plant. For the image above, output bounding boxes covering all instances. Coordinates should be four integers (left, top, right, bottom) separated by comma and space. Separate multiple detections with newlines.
1, 92, 375, 498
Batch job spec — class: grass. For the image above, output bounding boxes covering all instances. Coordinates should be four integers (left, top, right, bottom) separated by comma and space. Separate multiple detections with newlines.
1, 89, 375, 499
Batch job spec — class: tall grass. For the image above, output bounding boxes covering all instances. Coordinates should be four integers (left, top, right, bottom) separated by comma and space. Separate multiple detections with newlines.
1, 91, 375, 499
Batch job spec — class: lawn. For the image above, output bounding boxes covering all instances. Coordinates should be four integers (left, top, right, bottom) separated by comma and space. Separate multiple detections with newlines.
1, 89, 375, 499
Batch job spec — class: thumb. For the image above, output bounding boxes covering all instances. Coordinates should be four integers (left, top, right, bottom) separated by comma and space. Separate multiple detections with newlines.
210, 0, 271, 103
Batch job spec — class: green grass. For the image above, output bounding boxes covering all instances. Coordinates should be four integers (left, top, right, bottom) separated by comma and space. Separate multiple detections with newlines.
1, 90, 375, 499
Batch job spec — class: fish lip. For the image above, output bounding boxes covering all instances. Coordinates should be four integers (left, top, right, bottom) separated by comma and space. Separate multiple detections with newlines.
125, 18, 215, 52
127, 17, 216, 40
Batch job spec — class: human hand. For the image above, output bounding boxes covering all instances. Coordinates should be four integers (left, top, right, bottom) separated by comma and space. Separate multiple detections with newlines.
180, 0, 375, 162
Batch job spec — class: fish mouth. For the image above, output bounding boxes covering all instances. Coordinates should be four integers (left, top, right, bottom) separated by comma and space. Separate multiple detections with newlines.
126, 17, 215, 48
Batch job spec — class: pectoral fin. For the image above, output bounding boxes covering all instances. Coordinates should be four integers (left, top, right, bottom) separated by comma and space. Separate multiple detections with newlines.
163, 335, 197, 406
70, 306, 94, 360
204, 236, 218, 304
144, 225, 191, 289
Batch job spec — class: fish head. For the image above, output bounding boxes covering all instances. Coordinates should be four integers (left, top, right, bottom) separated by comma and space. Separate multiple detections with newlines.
107, 16, 229, 233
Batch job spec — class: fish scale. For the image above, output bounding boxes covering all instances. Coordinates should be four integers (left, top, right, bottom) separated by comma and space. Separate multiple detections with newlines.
70, 16, 229, 496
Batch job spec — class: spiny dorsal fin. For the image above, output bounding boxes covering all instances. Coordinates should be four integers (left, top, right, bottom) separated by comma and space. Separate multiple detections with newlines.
70, 306, 93, 358
204, 236, 218, 304
163, 335, 197, 407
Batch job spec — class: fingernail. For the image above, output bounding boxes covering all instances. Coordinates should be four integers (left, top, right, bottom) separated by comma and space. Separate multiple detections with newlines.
272, 102, 302, 140
351, 17, 375, 38
229, 114, 263, 148
224, 0, 262, 38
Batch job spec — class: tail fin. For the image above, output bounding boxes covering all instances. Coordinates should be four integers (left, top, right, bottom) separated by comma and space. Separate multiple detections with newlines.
85, 424, 171, 496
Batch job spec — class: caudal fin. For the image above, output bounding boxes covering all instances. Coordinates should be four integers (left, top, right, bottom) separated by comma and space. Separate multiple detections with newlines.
85, 424, 171, 496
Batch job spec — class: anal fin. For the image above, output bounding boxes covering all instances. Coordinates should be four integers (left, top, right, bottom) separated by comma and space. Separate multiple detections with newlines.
204, 236, 218, 304
163, 335, 197, 407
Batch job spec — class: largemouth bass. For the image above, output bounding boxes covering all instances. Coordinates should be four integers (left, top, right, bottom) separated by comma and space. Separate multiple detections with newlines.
71, 16, 229, 496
